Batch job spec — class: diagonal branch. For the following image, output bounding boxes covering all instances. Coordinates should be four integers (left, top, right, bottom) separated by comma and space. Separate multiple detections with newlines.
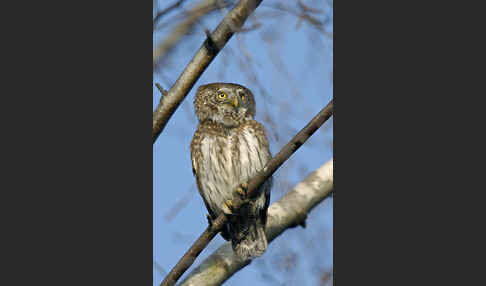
160, 100, 333, 286
179, 158, 334, 286
153, 0, 264, 143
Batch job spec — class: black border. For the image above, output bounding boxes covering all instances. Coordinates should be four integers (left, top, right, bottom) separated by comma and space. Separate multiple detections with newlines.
335, 1, 484, 285
4, 0, 484, 284
4, 1, 153, 284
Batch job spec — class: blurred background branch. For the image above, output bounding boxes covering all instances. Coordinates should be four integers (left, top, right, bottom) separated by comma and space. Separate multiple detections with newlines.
153, 0, 185, 28
153, 0, 232, 69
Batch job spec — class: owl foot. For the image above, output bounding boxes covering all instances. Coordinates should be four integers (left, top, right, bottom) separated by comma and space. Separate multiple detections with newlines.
236, 182, 251, 206
236, 182, 248, 197
222, 200, 234, 215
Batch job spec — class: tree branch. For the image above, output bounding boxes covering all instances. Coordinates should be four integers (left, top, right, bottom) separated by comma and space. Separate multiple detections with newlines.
153, 0, 264, 143
179, 158, 333, 286
160, 100, 333, 286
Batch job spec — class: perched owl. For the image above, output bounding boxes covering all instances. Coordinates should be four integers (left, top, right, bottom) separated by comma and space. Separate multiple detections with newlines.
190, 83, 272, 260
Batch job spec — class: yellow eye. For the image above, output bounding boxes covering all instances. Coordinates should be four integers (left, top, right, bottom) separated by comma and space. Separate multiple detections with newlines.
218, 93, 227, 99
241, 95, 245, 100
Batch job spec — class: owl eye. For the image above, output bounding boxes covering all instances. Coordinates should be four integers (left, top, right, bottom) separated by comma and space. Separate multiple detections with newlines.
218, 93, 227, 99
240, 95, 245, 100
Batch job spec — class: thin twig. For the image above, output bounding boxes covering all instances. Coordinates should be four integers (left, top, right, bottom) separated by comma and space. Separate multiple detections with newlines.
155, 83, 168, 96
153, 0, 264, 143
260, 2, 326, 32
154, 1, 232, 32
298, 0, 325, 14
153, 0, 185, 29
160, 99, 333, 286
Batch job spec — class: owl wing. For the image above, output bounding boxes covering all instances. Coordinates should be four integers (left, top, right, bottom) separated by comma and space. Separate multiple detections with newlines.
193, 166, 216, 220
191, 128, 231, 240
190, 130, 216, 220
249, 120, 273, 226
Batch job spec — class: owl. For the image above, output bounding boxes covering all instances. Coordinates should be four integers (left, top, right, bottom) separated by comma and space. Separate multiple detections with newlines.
190, 83, 272, 260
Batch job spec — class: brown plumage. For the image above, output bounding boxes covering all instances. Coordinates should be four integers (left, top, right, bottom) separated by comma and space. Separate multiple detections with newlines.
190, 83, 272, 260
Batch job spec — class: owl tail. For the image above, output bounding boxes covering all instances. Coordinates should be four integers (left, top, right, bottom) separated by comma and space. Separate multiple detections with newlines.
231, 217, 268, 260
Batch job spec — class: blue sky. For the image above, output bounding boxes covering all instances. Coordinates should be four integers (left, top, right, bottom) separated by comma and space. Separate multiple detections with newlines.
154, 1, 333, 284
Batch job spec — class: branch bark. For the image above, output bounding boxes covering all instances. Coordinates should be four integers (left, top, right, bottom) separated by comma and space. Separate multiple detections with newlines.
153, 0, 264, 143
160, 100, 333, 286
179, 158, 333, 286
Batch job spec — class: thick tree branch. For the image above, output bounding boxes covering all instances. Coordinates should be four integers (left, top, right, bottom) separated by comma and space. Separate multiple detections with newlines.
160, 100, 333, 286
179, 158, 333, 286
153, 0, 263, 143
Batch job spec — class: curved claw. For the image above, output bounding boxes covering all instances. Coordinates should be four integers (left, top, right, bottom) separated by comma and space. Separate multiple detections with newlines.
236, 182, 248, 197
236, 187, 245, 196
222, 200, 233, 215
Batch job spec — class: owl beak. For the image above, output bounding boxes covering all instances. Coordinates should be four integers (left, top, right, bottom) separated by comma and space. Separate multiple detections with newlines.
232, 97, 239, 108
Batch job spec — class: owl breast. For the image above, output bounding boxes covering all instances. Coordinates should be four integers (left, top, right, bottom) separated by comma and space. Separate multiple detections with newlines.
197, 124, 268, 216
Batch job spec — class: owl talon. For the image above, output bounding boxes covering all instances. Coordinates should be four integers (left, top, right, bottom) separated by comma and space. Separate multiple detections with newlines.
222, 200, 234, 215
236, 187, 246, 197
236, 182, 248, 198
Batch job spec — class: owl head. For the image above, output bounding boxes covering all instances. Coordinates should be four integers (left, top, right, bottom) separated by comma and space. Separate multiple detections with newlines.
194, 83, 256, 127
